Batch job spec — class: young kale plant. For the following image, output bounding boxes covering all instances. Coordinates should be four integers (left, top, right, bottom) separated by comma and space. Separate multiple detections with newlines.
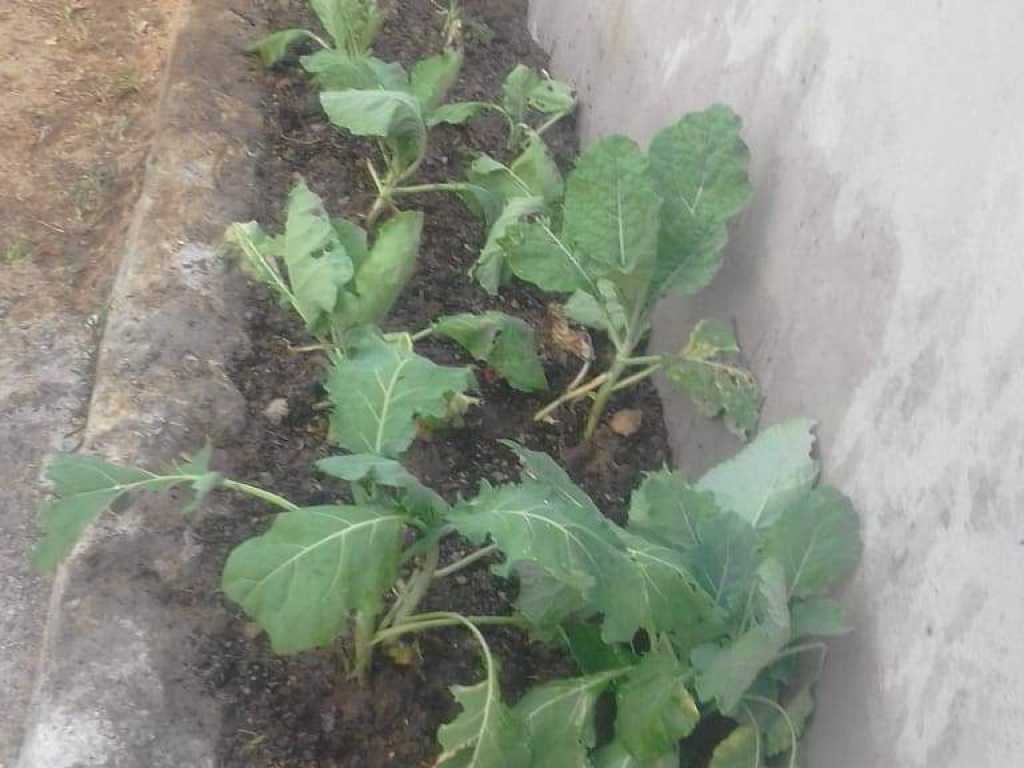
226, 178, 548, 439
495, 104, 759, 440
252, 0, 384, 67
34, 420, 861, 766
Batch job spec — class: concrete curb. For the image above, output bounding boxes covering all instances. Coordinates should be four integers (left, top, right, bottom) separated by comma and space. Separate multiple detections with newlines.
16, 2, 264, 765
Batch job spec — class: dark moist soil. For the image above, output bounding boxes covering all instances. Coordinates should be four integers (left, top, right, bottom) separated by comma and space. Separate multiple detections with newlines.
191, 1, 673, 766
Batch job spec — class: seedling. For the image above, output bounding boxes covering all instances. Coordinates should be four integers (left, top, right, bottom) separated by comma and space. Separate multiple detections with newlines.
251, 0, 383, 65
497, 105, 760, 440
34, 421, 860, 767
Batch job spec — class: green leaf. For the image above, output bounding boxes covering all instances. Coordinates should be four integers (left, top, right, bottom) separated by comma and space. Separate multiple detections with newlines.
468, 137, 564, 212
513, 561, 592, 634
790, 597, 851, 638
694, 560, 790, 714
301, 51, 408, 91
616, 650, 700, 759
562, 622, 637, 673
221, 504, 406, 654
760, 687, 814, 759
592, 741, 679, 768
316, 453, 448, 520
708, 725, 759, 768
562, 135, 661, 286
684, 508, 760, 618
320, 89, 426, 171
507, 219, 590, 294
471, 196, 545, 294
514, 671, 620, 768
696, 419, 819, 528
176, 444, 224, 515
501, 64, 542, 124
433, 311, 548, 392
436, 657, 531, 768
617, 530, 726, 655
426, 101, 489, 127
226, 179, 355, 335
310, 0, 382, 55
527, 76, 576, 116
763, 486, 862, 598
250, 29, 316, 67
326, 330, 475, 457
626, 469, 719, 550
410, 48, 463, 113
32, 455, 165, 571
649, 105, 753, 298
282, 179, 354, 328
448, 446, 645, 643
666, 319, 760, 439
563, 290, 610, 332
336, 210, 422, 329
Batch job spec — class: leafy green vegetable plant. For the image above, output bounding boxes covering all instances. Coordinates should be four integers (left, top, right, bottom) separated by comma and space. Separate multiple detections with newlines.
498, 104, 759, 440
252, 0, 383, 66
35, 420, 861, 766
226, 178, 548, 443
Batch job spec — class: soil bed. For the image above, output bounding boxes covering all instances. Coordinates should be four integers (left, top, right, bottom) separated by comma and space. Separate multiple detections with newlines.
191, 1, 674, 765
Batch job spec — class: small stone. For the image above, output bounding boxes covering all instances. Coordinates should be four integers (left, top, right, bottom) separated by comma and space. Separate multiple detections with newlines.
609, 408, 643, 436
263, 397, 289, 425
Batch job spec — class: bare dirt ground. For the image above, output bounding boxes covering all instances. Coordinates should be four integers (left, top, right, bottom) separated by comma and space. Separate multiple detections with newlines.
0, 0, 180, 762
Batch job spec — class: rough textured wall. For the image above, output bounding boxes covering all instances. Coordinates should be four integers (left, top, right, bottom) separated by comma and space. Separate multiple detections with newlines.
528, 1, 1024, 765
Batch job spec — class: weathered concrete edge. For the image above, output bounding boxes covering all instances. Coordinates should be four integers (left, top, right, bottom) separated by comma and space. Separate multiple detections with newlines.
17, 2, 264, 765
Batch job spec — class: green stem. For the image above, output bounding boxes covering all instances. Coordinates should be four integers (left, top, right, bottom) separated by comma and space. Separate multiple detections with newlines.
371, 613, 527, 647
534, 372, 609, 423
391, 181, 484, 197
744, 695, 798, 768
583, 359, 627, 440
387, 543, 441, 629
352, 610, 377, 683
434, 544, 500, 579
535, 110, 569, 137
610, 363, 664, 393
410, 326, 434, 342
619, 354, 663, 367
220, 479, 300, 512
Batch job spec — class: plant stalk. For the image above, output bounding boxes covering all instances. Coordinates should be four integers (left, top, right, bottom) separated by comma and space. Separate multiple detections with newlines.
352, 610, 377, 684
387, 543, 441, 629
221, 479, 300, 512
370, 613, 527, 647
434, 544, 500, 579
583, 359, 627, 440
533, 372, 609, 423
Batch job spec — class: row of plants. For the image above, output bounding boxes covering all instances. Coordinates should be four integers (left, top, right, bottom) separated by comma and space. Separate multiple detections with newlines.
33, 1, 863, 766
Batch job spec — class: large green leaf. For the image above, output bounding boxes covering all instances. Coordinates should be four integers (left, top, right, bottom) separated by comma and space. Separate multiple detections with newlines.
617, 530, 727, 656
514, 671, 621, 768
626, 469, 719, 551
708, 725, 759, 768
221, 504, 406, 653
562, 622, 637, 674
562, 135, 661, 289
501, 65, 576, 123
226, 179, 355, 335
310, 0, 382, 54
433, 311, 547, 392
513, 561, 592, 634
301, 50, 408, 91
335, 210, 422, 329
468, 137, 565, 216
448, 446, 645, 643
615, 650, 700, 759
507, 218, 592, 294
666, 319, 760, 439
684, 507, 760, 618
32, 451, 221, 571
471, 196, 545, 294
250, 29, 317, 67
592, 741, 679, 768
282, 179, 354, 326
694, 560, 790, 714
763, 486, 862, 598
410, 48, 463, 113
761, 687, 814, 759
696, 419, 819, 528
326, 330, 475, 457
426, 101, 489, 128
790, 596, 850, 639
436, 657, 531, 768
649, 105, 752, 298
320, 89, 426, 171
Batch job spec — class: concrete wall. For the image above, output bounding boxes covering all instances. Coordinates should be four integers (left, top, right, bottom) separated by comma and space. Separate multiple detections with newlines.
528, 1, 1024, 765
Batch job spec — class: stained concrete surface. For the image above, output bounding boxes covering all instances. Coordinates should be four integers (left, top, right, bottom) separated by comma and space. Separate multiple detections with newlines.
529, 0, 1024, 765
0, 293, 95, 766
